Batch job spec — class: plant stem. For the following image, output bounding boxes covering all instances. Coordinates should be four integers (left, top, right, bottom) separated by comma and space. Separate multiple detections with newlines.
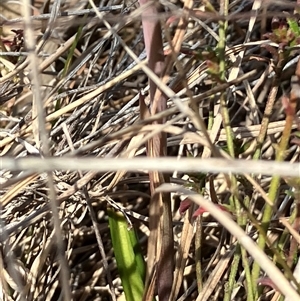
252, 70, 299, 294
223, 246, 240, 301
241, 196, 254, 301
253, 83, 279, 160
108, 208, 145, 301
195, 215, 203, 293
218, 0, 235, 158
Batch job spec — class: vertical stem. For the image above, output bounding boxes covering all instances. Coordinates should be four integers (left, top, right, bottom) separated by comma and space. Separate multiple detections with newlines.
138, 1, 173, 300
223, 246, 240, 301
253, 83, 279, 160
252, 61, 300, 295
241, 196, 254, 301
218, 0, 235, 158
195, 215, 203, 293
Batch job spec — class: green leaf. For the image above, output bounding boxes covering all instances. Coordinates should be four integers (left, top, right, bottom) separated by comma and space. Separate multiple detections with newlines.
287, 17, 300, 37
108, 208, 145, 301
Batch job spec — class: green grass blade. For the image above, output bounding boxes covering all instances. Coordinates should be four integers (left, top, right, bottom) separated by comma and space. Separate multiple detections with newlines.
108, 208, 145, 301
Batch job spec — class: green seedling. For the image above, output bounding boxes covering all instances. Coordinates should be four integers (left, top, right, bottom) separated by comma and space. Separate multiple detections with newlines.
108, 208, 145, 301
264, 14, 300, 49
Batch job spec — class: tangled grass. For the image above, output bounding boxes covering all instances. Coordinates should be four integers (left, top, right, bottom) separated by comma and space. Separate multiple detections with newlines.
1, 0, 300, 300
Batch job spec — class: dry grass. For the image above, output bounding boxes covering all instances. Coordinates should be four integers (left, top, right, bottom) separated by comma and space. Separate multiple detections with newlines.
1, 0, 300, 300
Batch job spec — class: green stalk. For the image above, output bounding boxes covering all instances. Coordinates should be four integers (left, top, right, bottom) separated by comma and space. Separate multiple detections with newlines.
62, 24, 84, 78
237, 194, 300, 292
218, 0, 235, 158
240, 196, 254, 301
224, 183, 242, 301
242, 246, 254, 301
277, 207, 297, 259
108, 208, 145, 301
252, 88, 297, 294
217, 2, 244, 299
223, 246, 240, 301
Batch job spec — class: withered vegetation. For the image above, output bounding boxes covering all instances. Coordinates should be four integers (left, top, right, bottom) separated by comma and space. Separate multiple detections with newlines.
1, 0, 300, 300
